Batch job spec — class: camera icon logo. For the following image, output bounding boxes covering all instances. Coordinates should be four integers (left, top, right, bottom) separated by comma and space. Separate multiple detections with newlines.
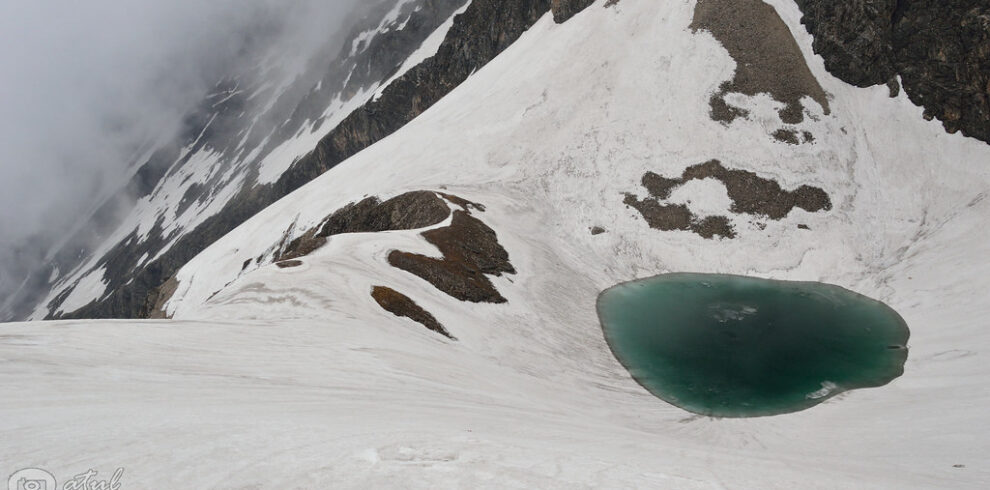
7, 469, 56, 490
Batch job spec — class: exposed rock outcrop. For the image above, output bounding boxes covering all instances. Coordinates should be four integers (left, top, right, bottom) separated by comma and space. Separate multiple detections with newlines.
691, 0, 830, 125
652, 160, 831, 219
145, 276, 179, 320
388, 210, 515, 303
623, 196, 737, 239
625, 159, 832, 239
372, 286, 454, 339
793, 0, 990, 143
60, 0, 552, 320
276, 191, 452, 262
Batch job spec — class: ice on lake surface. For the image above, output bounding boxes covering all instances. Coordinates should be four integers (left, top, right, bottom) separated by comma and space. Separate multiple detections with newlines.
598, 273, 910, 417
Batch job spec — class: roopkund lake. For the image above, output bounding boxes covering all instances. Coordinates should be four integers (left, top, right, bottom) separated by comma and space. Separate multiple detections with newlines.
598, 273, 910, 417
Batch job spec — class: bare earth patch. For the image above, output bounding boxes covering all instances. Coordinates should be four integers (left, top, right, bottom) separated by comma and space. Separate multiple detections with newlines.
772, 129, 800, 145
371, 286, 454, 339
622, 197, 736, 239
276, 191, 452, 262
388, 210, 515, 303
690, 0, 830, 126
625, 159, 831, 238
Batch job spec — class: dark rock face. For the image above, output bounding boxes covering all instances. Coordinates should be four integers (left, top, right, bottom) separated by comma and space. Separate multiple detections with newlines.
625, 159, 832, 239
551, 0, 596, 23
59, 0, 552, 320
388, 210, 515, 303
372, 286, 454, 339
793, 0, 990, 143
792, 0, 897, 87
276, 191, 451, 262
691, 0, 831, 125
319, 191, 451, 237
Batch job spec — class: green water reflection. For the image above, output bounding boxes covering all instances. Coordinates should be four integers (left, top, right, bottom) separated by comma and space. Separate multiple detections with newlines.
598, 273, 909, 417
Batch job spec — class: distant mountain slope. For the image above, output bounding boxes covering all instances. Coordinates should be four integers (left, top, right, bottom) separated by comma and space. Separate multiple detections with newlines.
14, 0, 985, 322
1, 0, 470, 321
26, 0, 573, 321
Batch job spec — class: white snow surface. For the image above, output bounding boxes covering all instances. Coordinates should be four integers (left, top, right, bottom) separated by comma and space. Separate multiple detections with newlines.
28, 1, 466, 319
4, 1, 990, 487
53, 267, 108, 316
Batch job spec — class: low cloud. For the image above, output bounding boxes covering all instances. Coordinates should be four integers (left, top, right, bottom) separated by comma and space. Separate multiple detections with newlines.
0, 0, 366, 316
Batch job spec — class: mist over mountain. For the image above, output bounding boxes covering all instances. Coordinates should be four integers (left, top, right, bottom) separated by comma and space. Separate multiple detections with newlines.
0, 0, 368, 316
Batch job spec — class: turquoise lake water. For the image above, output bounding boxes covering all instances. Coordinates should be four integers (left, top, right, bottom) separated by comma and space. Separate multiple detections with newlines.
598, 273, 910, 417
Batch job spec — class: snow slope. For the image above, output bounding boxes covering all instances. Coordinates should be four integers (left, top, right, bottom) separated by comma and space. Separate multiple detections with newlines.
23, 0, 467, 321
3, 0, 990, 487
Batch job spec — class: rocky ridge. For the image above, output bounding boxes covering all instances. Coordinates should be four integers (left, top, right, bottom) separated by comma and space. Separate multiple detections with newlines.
53, 0, 599, 320
793, 0, 990, 143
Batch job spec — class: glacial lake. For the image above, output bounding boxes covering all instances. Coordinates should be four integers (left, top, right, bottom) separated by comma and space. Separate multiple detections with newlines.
598, 273, 910, 417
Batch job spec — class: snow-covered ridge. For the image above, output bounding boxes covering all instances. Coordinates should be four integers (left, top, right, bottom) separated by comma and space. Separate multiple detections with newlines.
152, 0, 990, 485
18, 0, 470, 321
30, 0, 550, 321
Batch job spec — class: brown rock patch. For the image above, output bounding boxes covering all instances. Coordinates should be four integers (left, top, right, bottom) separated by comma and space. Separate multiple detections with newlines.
145, 276, 179, 319
277, 191, 451, 262
277, 230, 327, 263
625, 159, 832, 238
658, 160, 831, 219
318, 191, 451, 237
691, 0, 831, 124
388, 210, 515, 303
772, 129, 801, 145
371, 286, 454, 339
681, 160, 831, 219
623, 196, 737, 239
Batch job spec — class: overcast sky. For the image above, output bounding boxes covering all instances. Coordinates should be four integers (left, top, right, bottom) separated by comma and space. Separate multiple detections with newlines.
0, 0, 364, 310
